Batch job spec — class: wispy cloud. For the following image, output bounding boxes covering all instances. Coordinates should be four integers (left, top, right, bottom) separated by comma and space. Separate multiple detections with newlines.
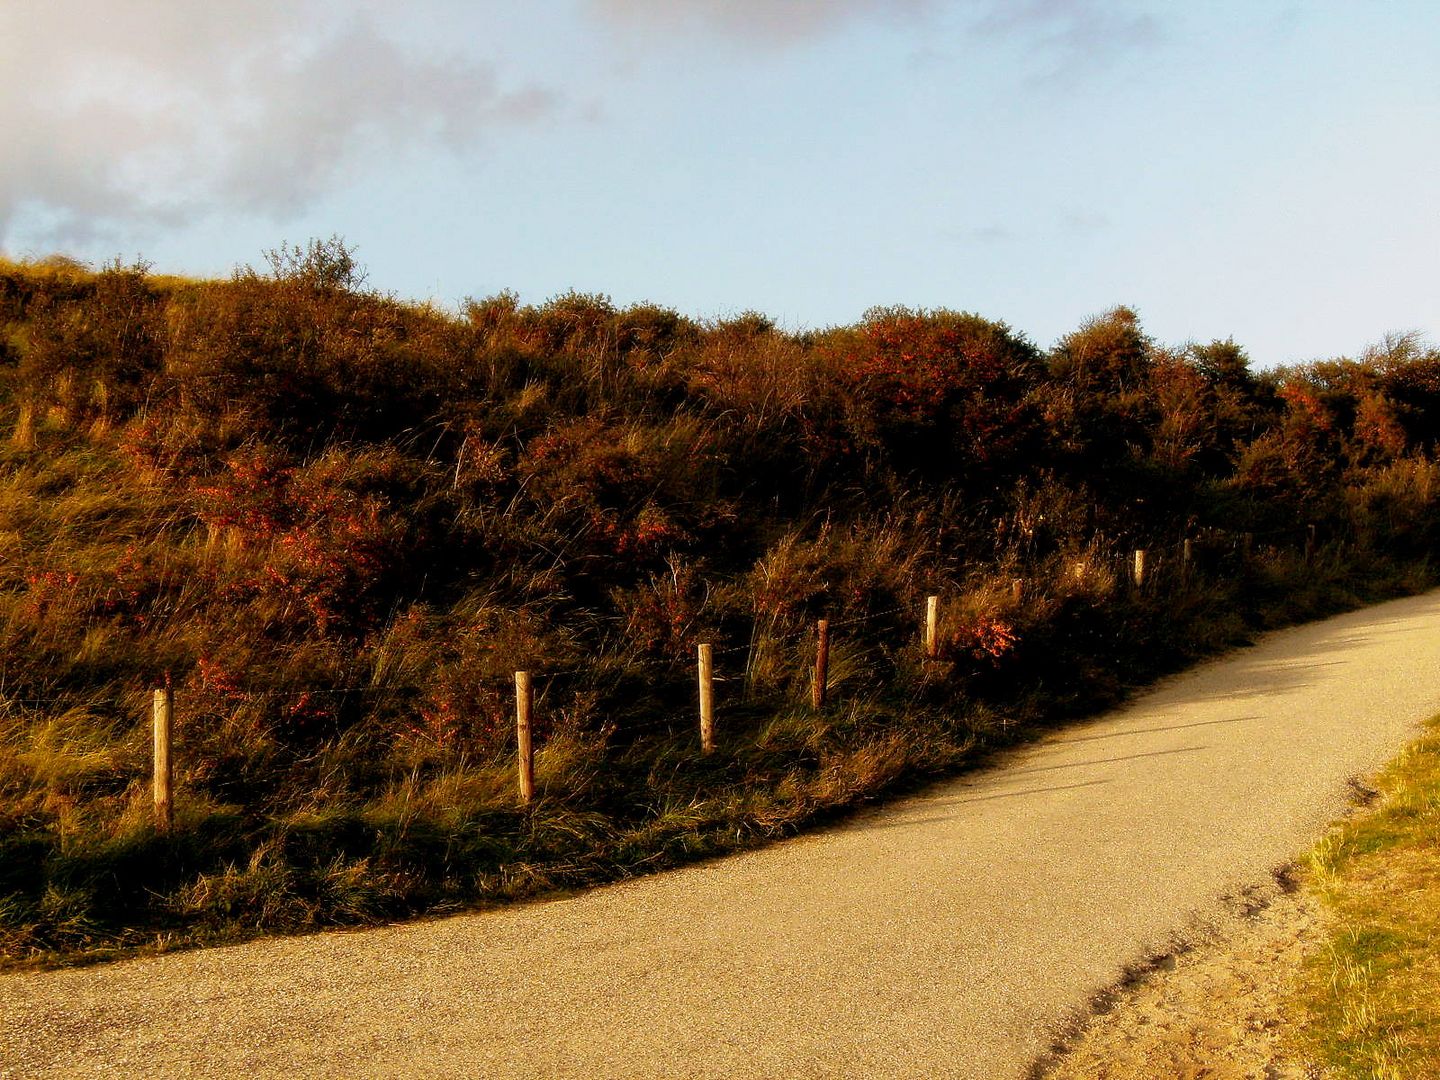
972, 0, 1164, 82
942, 206, 1111, 247
593, 1, 1163, 83
591, 0, 932, 48
1058, 206, 1112, 235
0, 2, 556, 246
956, 224, 1016, 245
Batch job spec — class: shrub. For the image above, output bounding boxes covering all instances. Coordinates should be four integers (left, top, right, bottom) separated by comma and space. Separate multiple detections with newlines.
0, 250, 1436, 962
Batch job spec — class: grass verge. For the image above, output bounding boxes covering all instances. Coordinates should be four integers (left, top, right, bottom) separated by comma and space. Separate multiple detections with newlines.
1297, 714, 1440, 1079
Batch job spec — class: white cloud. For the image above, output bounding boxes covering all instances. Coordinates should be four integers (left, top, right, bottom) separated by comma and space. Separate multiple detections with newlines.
0, 1, 556, 245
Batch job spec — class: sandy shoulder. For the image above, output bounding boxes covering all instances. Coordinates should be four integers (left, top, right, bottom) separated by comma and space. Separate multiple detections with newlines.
1040, 877, 1329, 1080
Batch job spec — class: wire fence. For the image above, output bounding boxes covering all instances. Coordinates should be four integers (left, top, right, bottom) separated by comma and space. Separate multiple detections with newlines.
5, 524, 1328, 829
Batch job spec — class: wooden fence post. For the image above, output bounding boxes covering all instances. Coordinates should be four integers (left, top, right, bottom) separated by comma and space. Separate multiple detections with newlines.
1181, 539, 1193, 578
924, 595, 940, 659
697, 644, 715, 754
515, 671, 534, 805
1242, 532, 1254, 560
812, 619, 830, 709
1132, 549, 1147, 589
152, 687, 173, 831
1011, 578, 1023, 605
1305, 524, 1317, 562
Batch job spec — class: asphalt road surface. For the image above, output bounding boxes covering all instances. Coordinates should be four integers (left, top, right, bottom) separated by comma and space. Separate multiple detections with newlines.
6, 590, 1440, 1079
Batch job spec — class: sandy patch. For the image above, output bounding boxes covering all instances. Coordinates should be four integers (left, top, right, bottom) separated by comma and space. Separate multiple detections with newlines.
1039, 879, 1330, 1080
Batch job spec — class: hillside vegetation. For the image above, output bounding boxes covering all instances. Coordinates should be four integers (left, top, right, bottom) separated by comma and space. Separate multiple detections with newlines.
2, 241, 1438, 963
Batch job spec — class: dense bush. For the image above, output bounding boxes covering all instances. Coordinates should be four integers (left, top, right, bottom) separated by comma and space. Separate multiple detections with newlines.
1, 244, 1437, 963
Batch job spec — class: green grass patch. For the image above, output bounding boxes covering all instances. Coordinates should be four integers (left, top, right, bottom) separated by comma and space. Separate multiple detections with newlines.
1296, 716, 1440, 1079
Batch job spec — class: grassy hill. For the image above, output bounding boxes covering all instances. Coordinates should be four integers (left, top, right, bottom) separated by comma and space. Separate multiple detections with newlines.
2, 240, 1438, 964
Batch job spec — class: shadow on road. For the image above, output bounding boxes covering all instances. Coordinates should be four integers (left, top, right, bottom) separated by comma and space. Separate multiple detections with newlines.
1175, 658, 1347, 703
1002, 745, 1209, 778
1051, 716, 1257, 744
924, 778, 1114, 808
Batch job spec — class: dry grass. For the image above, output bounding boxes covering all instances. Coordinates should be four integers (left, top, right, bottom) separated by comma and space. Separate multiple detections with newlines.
2, 247, 1440, 966
1297, 718, 1440, 1078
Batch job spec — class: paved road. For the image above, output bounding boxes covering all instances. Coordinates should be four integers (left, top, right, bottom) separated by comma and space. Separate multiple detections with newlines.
7, 591, 1440, 1079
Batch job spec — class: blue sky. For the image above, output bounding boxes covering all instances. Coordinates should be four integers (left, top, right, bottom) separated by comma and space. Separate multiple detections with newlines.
2, 1, 1436, 366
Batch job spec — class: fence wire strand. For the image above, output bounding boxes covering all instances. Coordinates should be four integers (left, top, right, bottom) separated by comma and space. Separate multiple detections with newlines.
1, 529, 1305, 724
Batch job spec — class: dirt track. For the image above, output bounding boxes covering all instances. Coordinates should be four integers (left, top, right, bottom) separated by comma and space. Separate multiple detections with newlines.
6, 591, 1440, 1079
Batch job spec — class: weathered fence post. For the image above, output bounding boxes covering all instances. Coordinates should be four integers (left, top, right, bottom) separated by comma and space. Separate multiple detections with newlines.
812, 619, 830, 709
1011, 578, 1023, 605
152, 687, 173, 831
1242, 532, 1254, 560
697, 643, 715, 754
924, 595, 940, 659
1181, 538, 1193, 579
515, 671, 534, 805
1132, 549, 1147, 589
1305, 524, 1317, 562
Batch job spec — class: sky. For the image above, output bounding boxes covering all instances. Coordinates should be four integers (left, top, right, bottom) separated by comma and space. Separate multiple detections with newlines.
2, 0, 1436, 367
